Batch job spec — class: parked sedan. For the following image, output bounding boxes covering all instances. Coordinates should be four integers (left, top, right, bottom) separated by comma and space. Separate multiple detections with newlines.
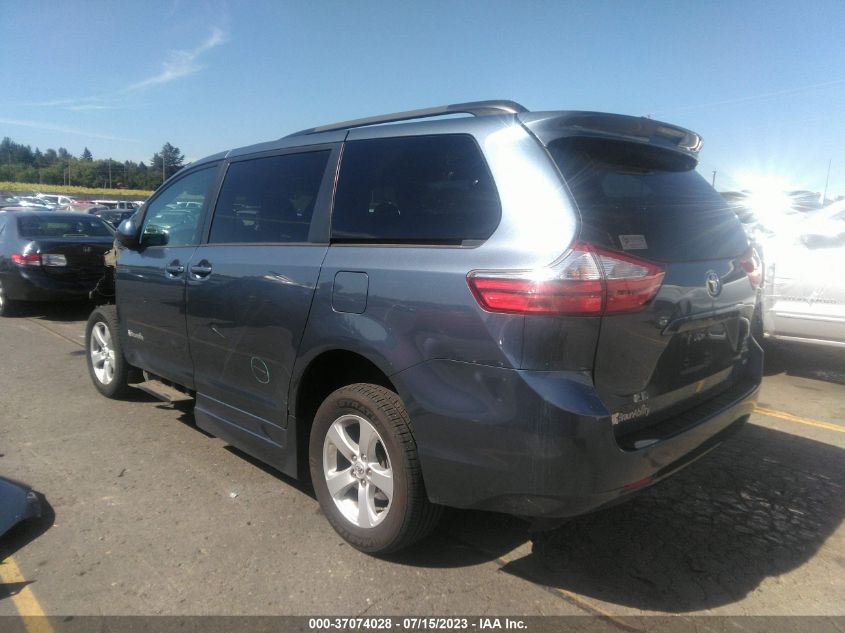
799, 200, 845, 247
91, 208, 136, 228
16, 196, 54, 210
92, 200, 138, 211
36, 193, 77, 210
0, 211, 114, 316
762, 204, 845, 348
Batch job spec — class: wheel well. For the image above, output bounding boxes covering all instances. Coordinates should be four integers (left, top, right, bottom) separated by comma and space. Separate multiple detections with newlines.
91, 265, 116, 306
294, 350, 396, 478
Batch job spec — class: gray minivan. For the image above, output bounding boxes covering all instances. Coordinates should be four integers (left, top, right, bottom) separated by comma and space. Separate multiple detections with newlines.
86, 101, 763, 553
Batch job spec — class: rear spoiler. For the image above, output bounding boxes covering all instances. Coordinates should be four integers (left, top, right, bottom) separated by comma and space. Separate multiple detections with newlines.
519, 111, 703, 162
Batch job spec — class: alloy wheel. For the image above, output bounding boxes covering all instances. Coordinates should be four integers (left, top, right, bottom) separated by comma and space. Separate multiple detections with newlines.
90, 322, 116, 385
322, 414, 394, 528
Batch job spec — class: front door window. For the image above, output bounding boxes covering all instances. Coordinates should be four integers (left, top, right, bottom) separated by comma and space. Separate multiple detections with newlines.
141, 167, 218, 247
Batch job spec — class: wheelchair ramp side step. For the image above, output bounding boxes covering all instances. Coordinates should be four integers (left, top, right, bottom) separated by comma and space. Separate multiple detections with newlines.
130, 379, 193, 403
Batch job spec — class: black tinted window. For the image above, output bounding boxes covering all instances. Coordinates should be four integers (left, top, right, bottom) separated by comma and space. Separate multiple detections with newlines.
332, 135, 500, 244
549, 137, 747, 261
209, 151, 329, 244
18, 215, 113, 238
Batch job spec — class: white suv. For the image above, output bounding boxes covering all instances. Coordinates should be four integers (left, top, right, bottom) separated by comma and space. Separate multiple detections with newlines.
36, 193, 76, 209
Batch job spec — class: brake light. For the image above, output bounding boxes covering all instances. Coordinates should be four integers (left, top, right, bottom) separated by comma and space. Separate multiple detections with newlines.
467, 242, 665, 316
739, 247, 762, 289
11, 253, 41, 266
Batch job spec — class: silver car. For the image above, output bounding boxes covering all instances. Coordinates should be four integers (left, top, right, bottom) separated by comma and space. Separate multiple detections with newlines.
762, 200, 845, 348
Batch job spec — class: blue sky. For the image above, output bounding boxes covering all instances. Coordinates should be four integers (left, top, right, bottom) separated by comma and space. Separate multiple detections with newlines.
1, 0, 843, 196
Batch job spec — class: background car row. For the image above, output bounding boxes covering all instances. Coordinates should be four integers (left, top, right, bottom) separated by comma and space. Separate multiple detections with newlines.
0, 192, 145, 212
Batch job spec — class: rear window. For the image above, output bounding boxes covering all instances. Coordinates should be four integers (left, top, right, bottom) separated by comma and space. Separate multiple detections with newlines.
17, 215, 113, 238
331, 135, 500, 244
548, 137, 747, 261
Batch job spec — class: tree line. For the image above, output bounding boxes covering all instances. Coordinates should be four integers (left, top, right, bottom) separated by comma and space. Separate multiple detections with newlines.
0, 137, 185, 191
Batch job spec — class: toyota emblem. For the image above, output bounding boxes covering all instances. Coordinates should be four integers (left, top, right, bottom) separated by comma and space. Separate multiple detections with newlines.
705, 271, 722, 298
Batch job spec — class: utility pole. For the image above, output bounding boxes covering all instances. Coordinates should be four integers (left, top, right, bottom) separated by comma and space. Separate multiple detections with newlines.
711, 170, 717, 188
108, 159, 112, 189
822, 159, 832, 205
162, 153, 166, 183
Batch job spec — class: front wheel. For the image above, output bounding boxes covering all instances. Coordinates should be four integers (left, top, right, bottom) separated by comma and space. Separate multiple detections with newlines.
86, 305, 132, 398
309, 383, 441, 554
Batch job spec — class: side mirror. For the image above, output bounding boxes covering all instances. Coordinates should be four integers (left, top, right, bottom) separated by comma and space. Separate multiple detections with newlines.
115, 218, 140, 248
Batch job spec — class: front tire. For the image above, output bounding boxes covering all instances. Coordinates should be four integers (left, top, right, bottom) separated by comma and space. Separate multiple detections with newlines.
309, 383, 441, 554
86, 305, 132, 398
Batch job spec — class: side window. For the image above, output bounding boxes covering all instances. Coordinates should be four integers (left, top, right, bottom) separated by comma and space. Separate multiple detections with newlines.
141, 166, 218, 247
331, 135, 501, 244
209, 151, 330, 244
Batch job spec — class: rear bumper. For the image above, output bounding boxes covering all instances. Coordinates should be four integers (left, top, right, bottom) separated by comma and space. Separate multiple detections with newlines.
394, 344, 762, 518
3, 268, 101, 301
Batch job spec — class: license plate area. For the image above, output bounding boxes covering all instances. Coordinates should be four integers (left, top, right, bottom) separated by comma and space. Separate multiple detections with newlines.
679, 325, 721, 375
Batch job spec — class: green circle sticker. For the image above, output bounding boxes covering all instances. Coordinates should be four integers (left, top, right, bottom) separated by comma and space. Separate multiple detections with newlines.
250, 357, 270, 384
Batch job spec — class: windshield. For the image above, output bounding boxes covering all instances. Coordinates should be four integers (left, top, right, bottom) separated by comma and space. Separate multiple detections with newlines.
548, 137, 748, 261
17, 215, 114, 238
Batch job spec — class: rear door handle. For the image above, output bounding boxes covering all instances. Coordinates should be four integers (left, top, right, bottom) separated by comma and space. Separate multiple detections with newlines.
189, 260, 213, 279
165, 261, 184, 277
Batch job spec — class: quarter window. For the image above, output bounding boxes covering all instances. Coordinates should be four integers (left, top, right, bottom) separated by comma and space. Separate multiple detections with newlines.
331, 135, 501, 244
209, 151, 330, 244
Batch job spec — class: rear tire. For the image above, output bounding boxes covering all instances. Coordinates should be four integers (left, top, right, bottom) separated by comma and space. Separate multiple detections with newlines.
0, 285, 20, 317
86, 305, 132, 398
309, 383, 441, 554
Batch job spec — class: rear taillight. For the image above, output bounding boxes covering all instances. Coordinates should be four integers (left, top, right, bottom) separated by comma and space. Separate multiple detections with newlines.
11, 253, 41, 266
467, 242, 665, 316
739, 247, 762, 289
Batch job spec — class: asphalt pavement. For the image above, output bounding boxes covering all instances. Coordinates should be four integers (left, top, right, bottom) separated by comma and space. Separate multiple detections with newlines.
1, 302, 843, 619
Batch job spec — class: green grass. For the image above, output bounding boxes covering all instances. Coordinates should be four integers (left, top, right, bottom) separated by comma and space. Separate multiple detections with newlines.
0, 181, 153, 198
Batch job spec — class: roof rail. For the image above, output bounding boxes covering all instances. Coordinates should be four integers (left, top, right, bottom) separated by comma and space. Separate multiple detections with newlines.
286, 100, 528, 137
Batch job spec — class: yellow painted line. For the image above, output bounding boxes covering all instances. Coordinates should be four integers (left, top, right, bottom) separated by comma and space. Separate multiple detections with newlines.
0, 556, 53, 633
754, 407, 845, 434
